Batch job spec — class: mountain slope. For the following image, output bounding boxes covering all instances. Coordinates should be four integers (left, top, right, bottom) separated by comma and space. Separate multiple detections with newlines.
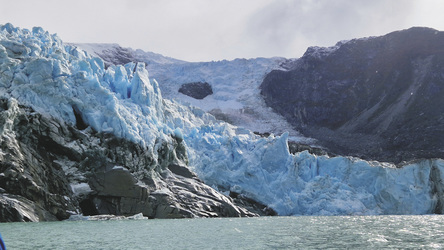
261, 27, 444, 163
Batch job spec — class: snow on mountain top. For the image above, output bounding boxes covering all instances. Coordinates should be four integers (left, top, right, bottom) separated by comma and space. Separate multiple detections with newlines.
72, 43, 184, 66
304, 36, 378, 59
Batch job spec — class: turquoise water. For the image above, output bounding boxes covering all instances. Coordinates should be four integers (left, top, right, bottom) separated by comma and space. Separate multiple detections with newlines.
1, 215, 444, 249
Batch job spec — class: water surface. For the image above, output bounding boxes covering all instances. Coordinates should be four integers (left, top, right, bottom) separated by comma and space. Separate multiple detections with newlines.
1, 215, 444, 249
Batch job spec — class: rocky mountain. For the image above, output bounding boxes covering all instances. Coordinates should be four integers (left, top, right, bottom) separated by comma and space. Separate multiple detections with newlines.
261, 27, 444, 163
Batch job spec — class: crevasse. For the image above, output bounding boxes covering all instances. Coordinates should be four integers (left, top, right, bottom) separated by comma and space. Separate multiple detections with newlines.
1, 23, 444, 216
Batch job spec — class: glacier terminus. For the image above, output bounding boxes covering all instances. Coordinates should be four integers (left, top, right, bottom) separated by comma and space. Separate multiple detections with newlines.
1, 23, 444, 222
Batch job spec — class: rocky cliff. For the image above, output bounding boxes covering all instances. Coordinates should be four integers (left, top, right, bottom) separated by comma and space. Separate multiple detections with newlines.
261, 27, 444, 163
0, 97, 261, 222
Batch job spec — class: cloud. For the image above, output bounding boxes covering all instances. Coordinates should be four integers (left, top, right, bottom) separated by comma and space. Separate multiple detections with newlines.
243, 0, 416, 58
1, 0, 443, 61
0, 0, 276, 61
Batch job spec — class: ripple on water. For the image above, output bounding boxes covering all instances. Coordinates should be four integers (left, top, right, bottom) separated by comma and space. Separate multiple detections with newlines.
1, 215, 444, 249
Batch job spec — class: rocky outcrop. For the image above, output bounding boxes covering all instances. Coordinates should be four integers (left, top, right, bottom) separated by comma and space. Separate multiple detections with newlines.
287, 141, 329, 156
261, 27, 444, 163
95, 46, 134, 67
0, 99, 76, 222
0, 97, 257, 222
178, 82, 213, 99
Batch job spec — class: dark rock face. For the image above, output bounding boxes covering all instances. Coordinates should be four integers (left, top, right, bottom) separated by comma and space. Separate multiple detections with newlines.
229, 192, 277, 216
0, 99, 77, 222
261, 27, 444, 163
0, 98, 256, 222
287, 141, 330, 156
178, 82, 213, 99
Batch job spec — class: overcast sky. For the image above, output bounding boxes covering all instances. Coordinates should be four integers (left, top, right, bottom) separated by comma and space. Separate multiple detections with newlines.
1, 0, 443, 62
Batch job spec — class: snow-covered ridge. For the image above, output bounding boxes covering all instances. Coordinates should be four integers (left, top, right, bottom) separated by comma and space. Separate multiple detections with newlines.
303, 36, 377, 59
74, 43, 184, 66
2, 23, 444, 216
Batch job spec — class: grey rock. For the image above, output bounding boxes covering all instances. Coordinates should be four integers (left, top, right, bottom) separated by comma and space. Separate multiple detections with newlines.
0, 194, 55, 222
229, 192, 277, 216
287, 141, 330, 156
167, 164, 197, 179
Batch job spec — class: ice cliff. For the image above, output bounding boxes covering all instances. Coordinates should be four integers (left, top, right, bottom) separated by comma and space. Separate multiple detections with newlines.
1, 24, 444, 221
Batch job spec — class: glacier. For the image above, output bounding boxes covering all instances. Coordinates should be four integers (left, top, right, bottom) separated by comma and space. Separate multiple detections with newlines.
76, 43, 308, 142
1, 23, 444, 217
